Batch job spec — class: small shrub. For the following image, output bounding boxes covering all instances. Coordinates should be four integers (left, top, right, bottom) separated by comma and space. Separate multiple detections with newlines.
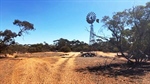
59, 46, 71, 52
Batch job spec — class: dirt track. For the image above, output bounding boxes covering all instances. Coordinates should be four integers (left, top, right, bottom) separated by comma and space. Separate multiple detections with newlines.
1, 52, 150, 84
0, 52, 80, 84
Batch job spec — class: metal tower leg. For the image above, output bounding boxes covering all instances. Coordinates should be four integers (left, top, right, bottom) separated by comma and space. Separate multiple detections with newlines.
89, 24, 95, 45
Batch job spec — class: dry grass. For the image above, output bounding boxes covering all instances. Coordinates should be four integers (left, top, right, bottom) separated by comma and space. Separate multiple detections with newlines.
75, 54, 150, 84
0, 52, 61, 84
0, 51, 150, 84
0, 52, 80, 84
96, 51, 117, 57
14, 52, 64, 58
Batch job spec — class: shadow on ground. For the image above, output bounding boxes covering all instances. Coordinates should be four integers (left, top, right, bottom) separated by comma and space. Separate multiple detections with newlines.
76, 62, 150, 78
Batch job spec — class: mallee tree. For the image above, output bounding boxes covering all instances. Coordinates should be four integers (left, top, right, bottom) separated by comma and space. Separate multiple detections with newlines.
0, 19, 35, 55
101, 2, 150, 63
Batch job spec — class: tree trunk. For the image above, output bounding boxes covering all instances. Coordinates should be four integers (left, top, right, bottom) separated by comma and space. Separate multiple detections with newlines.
117, 46, 133, 63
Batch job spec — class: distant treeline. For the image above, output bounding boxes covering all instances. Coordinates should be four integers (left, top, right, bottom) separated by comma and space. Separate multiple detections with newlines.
4, 38, 120, 54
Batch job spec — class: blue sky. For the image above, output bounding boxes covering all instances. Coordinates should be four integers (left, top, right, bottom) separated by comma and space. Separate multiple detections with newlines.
0, 0, 149, 44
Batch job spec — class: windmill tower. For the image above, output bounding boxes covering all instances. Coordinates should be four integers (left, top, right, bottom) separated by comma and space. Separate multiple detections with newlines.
86, 12, 98, 45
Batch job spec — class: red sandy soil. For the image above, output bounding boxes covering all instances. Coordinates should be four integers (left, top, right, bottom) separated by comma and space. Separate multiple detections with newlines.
0, 51, 150, 84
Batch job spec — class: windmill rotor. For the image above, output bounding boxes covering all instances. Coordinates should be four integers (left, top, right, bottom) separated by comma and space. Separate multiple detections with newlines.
86, 12, 98, 45
86, 12, 96, 24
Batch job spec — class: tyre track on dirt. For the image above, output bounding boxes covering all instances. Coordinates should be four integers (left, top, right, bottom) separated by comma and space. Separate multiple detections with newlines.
9, 52, 80, 84
60, 53, 95, 84
11, 58, 55, 84
59, 54, 77, 84
51, 53, 76, 84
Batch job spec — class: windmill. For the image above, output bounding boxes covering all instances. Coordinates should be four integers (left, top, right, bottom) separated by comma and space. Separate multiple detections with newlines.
86, 12, 99, 45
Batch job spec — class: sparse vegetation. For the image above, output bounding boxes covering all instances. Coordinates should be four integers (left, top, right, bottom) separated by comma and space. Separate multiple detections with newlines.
0, 20, 35, 56
100, 2, 150, 63
0, 1, 150, 84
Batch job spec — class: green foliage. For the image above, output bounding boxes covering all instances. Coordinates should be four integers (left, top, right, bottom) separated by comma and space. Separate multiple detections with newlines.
0, 20, 35, 55
59, 46, 71, 52
53, 38, 70, 50
101, 2, 150, 63
13, 20, 35, 36
27, 42, 54, 53
54, 38, 89, 52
